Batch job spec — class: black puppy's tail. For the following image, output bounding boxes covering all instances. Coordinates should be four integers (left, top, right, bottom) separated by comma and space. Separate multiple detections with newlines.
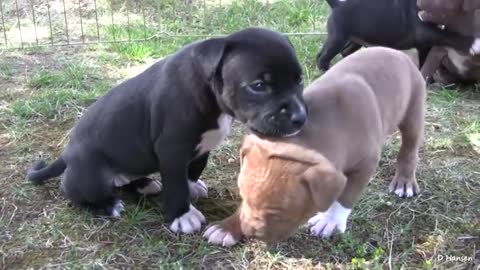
27, 158, 66, 185
325, 0, 342, 8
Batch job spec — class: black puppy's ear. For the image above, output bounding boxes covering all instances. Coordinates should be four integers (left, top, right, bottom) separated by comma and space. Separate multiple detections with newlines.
283, 35, 296, 49
192, 38, 227, 82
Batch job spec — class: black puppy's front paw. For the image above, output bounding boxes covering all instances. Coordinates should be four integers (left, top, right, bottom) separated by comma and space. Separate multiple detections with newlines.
188, 179, 208, 200
168, 204, 206, 234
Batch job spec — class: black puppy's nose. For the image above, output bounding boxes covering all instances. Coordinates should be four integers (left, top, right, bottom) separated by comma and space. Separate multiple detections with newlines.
279, 99, 307, 128
290, 111, 306, 127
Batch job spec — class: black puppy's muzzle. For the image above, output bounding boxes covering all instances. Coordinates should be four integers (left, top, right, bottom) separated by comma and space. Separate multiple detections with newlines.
266, 96, 307, 136
247, 94, 307, 138
278, 104, 307, 130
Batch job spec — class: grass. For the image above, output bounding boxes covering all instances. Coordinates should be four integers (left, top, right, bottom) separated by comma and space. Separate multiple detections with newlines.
0, 0, 480, 269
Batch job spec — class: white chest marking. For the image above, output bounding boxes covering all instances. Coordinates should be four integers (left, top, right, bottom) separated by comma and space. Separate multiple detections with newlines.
196, 114, 233, 156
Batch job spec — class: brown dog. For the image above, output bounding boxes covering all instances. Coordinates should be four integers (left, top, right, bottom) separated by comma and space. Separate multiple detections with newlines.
417, 0, 480, 24
418, 0, 480, 83
202, 47, 426, 246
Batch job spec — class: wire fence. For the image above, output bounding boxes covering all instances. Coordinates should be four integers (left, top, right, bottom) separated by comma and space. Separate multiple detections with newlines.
0, 0, 328, 50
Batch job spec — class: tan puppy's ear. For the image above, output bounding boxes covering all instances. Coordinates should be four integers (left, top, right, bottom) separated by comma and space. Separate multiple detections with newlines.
269, 142, 328, 166
463, 0, 480, 11
301, 161, 347, 212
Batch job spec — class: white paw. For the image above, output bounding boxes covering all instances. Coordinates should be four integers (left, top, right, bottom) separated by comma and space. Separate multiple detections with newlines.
111, 200, 125, 218
308, 201, 351, 238
203, 225, 239, 247
390, 184, 415, 198
169, 205, 206, 234
189, 179, 208, 200
137, 179, 162, 195
417, 12, 425, 22
470, 38, 480, 55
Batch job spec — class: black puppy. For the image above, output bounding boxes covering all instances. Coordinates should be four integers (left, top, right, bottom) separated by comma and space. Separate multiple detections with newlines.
316, 0, 480, 72
27, 27, 307, 235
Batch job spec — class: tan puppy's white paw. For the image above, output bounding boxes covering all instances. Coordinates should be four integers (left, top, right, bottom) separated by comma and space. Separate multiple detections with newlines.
203, 225, 239, 247
308, 201, 351, 238
189, 179, 208, 200
169, 204, 206, 234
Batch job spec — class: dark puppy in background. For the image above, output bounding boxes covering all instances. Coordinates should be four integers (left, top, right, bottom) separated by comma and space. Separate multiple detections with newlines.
317, 0, 480, 72
27, 27, 307, 235
417, 0, 480, 84
417, 0, 480, 24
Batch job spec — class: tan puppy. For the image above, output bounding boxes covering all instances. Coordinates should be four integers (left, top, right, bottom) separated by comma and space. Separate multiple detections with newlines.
203, 47, 426, 246
418, 0, 480, 83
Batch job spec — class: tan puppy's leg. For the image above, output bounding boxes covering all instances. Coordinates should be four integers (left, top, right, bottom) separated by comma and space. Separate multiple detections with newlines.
203, 209, 243, 247
389, 91, 425, 197
308, 157, 379, 238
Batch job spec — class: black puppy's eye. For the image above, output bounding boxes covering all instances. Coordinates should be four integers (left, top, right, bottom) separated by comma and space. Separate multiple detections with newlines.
248, 81, 267, 93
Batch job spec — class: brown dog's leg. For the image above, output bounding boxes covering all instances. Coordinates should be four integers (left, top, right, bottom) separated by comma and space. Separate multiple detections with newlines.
389, 87, 426, 197
421, 46, 448, 83
434, 64, 461, 84
203, 209, 244, 247
308, 157, 379, 238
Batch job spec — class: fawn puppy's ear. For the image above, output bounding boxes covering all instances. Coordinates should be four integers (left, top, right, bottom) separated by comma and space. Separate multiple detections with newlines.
301, 160, 347, 212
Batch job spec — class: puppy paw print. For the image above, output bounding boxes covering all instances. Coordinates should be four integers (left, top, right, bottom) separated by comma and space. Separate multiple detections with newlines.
169, 204, 206, 234
203, 224, 239, 247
